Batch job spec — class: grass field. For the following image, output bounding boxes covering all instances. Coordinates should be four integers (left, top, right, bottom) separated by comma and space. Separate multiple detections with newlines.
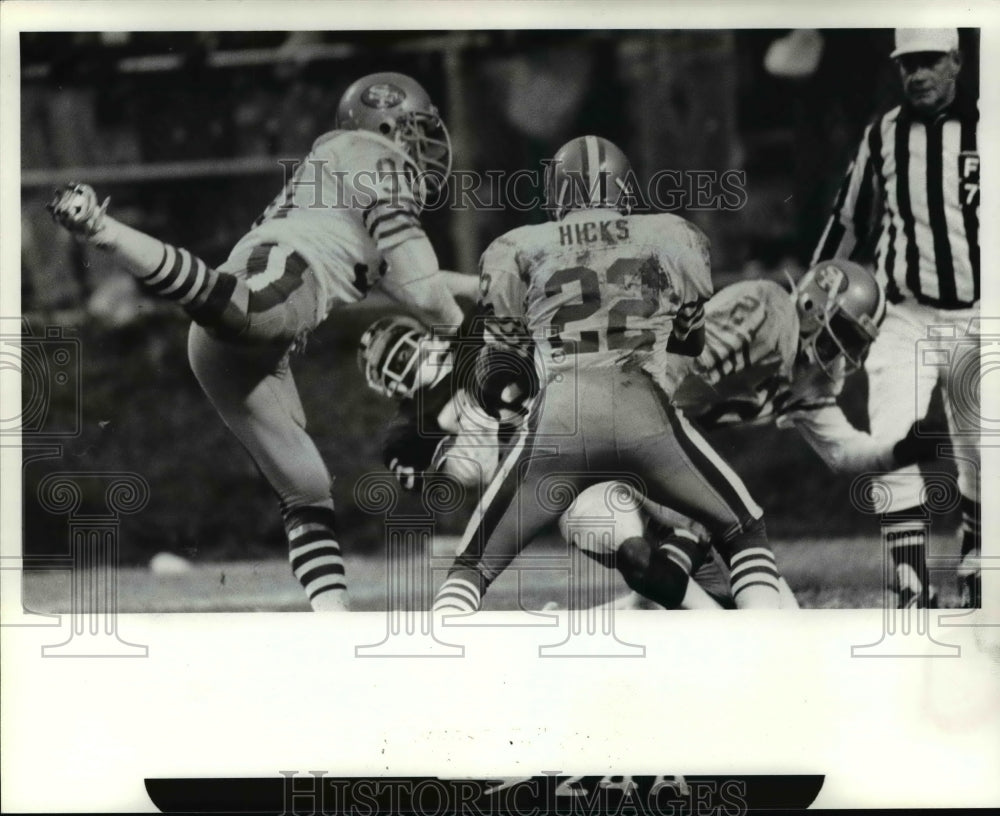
21, 536, 965, 613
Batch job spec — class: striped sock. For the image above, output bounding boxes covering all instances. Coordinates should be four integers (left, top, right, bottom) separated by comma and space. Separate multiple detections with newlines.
657, 528, 701, 575
136, 243, 245, 334
729, 546, 781, 608
137, 244, 216, 306
283, 504, 348, 611
433, 568, 484, 614
884, 510, 929, 608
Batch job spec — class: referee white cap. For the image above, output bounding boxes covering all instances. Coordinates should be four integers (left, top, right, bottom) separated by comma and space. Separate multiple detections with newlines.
891, 28, 959, 58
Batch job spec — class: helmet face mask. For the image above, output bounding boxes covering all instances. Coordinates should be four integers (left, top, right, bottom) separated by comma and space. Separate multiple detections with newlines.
544, 135, 636, 221
811, 311, 874, 374
358, 316, 452, 399
794, 260, 886, 380
393, 109, 452, 191
336, 72, 453, 197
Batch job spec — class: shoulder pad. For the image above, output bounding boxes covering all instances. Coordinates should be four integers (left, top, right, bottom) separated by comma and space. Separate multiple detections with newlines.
310, 129, 418, 175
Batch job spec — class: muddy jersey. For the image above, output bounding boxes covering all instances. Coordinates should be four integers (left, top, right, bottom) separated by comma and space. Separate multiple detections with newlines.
658, 278, 893, 471
424, 279, 893, 486
478, 209, 713, 384
228, 129, 425, 315
658, 279, 806, 426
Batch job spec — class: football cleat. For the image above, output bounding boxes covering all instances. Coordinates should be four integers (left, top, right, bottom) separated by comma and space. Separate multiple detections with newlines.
793, 258, 886, 380
336, 72, 452, 192
544, 135, 637, 221
47, 183, 110, 242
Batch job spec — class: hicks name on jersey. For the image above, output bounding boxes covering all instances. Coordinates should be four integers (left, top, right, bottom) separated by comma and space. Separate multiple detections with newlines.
558, 218, 631, 247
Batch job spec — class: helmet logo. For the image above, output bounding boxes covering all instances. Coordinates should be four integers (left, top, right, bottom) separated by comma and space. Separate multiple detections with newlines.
815, 264, 848, 296
361, 83, 407, 109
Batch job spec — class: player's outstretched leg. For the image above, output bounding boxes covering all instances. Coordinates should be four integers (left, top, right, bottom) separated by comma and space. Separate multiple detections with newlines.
48, 183, 316, 343
188, 325, 348, 611
433, 420, 569, 614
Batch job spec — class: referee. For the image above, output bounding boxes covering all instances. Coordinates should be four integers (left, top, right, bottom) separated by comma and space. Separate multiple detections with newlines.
812, 28, 980, 609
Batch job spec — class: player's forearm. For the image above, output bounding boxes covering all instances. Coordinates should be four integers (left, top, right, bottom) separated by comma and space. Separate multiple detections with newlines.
791, 407, 896, 473
436, 270, 480, 301
410, 285, 464, 329
383, 272, 464, 328
382, 238, 464, 329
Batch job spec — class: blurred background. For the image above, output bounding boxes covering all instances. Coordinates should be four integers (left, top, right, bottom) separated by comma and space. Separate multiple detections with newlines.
20, 29, 978, 568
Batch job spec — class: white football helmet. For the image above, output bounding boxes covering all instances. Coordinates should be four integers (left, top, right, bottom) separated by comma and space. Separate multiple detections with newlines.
358, 315, 452, 399
336, 72, 452, 190
544, 135, 636, 221
793, 259, 886, 378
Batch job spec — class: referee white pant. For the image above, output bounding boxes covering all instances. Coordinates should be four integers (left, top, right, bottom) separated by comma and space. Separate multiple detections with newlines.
865, 300, 981, 511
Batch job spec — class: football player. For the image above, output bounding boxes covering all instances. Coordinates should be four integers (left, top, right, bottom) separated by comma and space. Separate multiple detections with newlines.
369, 259, 933, 610
428, 135, 786, 613
47, 72, 470, 611
567, 258, 941, 610
360, 314, 731, 610
662, 259, 891, 472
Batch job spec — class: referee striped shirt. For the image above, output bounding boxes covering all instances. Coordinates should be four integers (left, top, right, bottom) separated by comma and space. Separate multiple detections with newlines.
812, 93, 979, 309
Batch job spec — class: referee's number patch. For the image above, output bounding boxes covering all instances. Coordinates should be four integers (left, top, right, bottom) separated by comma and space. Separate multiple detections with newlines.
959, 151, 980, 208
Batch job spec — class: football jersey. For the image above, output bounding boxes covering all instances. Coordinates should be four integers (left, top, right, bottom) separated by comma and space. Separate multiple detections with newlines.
654, 279, 894, 471
478, 209, 713, 381
229, 129, 425, 315
659, 279, 807, 426
428, 278, 893, 495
